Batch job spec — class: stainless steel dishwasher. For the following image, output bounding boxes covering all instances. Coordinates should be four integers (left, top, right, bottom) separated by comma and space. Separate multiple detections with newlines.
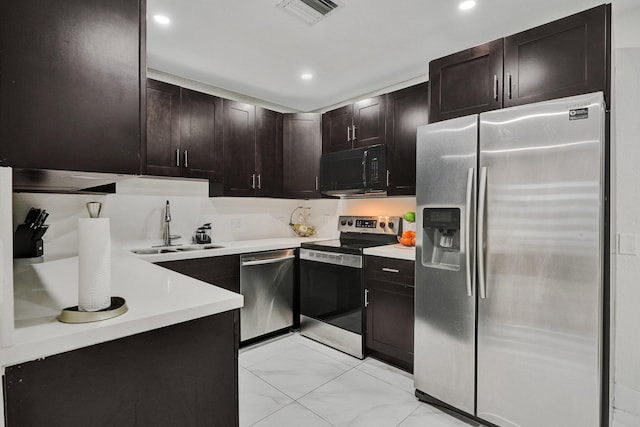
240, 249, 295, 342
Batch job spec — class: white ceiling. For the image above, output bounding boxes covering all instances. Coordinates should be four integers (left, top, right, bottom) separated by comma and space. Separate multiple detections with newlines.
146, 0, 633, 113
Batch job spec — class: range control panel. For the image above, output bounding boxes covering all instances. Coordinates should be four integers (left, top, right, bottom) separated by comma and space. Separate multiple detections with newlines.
337, 216, 401, 235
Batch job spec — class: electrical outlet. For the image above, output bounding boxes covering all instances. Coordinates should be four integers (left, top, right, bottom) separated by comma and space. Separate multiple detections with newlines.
231, 218, 242, 231
618, 233, 637, 255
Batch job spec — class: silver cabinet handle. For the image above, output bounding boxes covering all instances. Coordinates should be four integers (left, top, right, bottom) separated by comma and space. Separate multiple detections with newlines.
315, 176, 319, 191
251, 173, 256, 190
364, 289, 369, 307
257, 173, 261, 190
176, 149, 180, 167
477, 166, 488, 299
184, 150, 188, 168
465, 168, 475, 297
507, 72, 512, 99
382, 267, 400, 273
493, 75, 499, 101
241, 255, 295, 267
352, 124, 357, 141
386, 170, 390, 187
347, 126, 351, 142
362, 150, 368, 187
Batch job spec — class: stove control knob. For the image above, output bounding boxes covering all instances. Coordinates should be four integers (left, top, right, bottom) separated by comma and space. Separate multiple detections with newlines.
388, 221, 395, 229
341, 220, 347, 226
347, 220, 353, 226
379, 222, 386, 228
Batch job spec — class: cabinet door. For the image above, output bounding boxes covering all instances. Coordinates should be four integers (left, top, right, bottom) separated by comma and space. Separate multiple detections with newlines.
385, 83, 429, 196
180, 88, 223, 181
145, 79, 182, 177
223, 100, 256, 196
255, 107, 283, 197
353, 96, 386, 148
365, 256, 415, 372
0, 0, 141, 174
504, 5, 609, 108
156, 255, 241, 293
429, 39, 503, 123
283, 113, 321, 199
4, 313, 239, 427
322, 105, 353, 153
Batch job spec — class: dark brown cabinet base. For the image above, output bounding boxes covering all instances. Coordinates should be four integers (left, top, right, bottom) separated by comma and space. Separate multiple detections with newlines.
365, 256, 415, 373
3, 312, 239, 427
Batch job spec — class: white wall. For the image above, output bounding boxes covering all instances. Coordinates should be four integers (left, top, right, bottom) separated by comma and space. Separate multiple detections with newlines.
11, 176, 415, 257
611, 2, 640, 425
12, 178, 345, 257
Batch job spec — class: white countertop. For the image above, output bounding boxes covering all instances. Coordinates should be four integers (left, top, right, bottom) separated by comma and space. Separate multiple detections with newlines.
364, 244, 416, 261
129, 237, 330, 263
3, 251, 243, 367
2, 237, 331, 367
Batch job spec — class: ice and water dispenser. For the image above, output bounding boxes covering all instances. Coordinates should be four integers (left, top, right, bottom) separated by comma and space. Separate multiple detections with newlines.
422, 208, 461, 270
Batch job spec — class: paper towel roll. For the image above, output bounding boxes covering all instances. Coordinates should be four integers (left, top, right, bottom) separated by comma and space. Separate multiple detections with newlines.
78, 218, 111, 311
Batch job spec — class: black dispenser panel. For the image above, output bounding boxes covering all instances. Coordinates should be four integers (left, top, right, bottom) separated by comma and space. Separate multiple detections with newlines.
423, 208, 460, 230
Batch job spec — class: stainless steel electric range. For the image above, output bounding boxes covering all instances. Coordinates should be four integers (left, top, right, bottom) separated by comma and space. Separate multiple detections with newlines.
299, 215, 401, 358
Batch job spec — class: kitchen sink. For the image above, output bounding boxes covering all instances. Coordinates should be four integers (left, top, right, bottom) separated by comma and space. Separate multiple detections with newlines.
130, 244, 224, 255
130, 248, 178, 255
176, 244, 224, 251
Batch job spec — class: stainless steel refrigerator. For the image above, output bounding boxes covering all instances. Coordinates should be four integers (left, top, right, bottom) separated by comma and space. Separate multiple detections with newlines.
414, 92, 606, 427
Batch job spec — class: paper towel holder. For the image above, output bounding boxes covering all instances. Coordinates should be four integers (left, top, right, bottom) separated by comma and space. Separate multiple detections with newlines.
58, 296, 128, 324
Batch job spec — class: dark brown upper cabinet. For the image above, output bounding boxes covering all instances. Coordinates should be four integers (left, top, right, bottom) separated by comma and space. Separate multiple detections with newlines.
180, 88, 224, 180
255, 107, 283, 198
429, 4, 610, 123
429, 39, 504, 123
385, 82, 429, 196
322, 96, 386, 153
0, 0, 143, 174
282, 113, 322, 199
145, 80, 182, 177
145, 80, 223, 181
503, 5, 610, 108
223, 100, 282, 197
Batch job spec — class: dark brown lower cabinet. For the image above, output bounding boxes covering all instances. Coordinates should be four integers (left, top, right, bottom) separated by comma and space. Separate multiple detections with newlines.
365, 256, 415, 372
4, 312, 239, 427
156, 254, 241, 293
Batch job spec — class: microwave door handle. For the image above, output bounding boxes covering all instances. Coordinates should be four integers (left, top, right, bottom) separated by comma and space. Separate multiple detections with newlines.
362, 150, 368, 187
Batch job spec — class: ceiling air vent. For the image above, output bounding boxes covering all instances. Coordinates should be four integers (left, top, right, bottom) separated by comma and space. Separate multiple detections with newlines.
277, 0, 341, 25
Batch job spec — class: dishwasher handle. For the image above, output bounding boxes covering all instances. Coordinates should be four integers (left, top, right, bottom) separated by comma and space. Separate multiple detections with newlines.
241, 254, 295, 267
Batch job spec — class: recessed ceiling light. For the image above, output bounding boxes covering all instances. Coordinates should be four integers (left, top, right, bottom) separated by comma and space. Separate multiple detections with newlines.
154, 15, 171, 25
459, 0, 476, 10
301, 73, 313, 80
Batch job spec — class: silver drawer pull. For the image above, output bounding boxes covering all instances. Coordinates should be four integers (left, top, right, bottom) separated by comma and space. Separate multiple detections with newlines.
382, 267, 400, 273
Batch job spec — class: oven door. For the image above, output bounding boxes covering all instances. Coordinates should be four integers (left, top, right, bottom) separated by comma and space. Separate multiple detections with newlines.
299, 248, 364, 358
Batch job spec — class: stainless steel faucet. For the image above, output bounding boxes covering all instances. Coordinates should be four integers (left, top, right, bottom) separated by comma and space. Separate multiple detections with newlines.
163, 200, 180, 246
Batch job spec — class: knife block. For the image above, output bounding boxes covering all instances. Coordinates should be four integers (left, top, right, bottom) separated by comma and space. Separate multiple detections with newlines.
14, 224, 44, 258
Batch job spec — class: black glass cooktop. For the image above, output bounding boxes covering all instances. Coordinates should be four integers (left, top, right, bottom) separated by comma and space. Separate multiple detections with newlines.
301, 233, 398, 255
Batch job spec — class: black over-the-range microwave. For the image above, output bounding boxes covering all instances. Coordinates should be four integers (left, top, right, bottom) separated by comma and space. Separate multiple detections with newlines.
320, 144, 387, 197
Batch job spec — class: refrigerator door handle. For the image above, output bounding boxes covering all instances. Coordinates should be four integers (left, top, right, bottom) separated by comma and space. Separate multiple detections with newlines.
477, 166, 488, 299
465, 167, 475, 297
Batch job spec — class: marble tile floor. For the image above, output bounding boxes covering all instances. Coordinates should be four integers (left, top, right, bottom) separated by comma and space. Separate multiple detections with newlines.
239, 332, 472, 427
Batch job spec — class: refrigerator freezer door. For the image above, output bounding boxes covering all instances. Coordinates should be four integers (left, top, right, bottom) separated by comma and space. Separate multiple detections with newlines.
477, 92, 605, 427
414, 115, 477, 414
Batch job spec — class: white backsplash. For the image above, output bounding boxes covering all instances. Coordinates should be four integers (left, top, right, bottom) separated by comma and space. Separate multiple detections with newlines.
12, 177, 416, 258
